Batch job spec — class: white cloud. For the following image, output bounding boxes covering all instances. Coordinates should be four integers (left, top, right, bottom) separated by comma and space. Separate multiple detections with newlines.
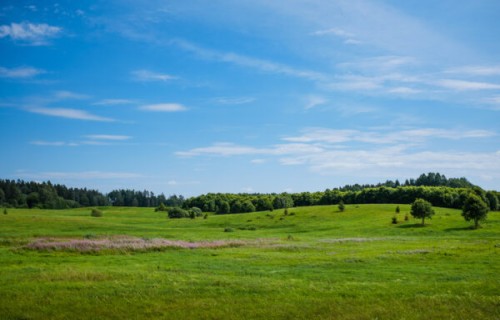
139, 103, 188, 112
93, 99, 135, 106
0, 22, 61, 45
176, 143, 264, 157
214, 97, 256, 105
132, 69, 176, 82
54, 91, 90, 100
0, 66, 45, 79
251, 159, 266, 164
30, 141, 78, 147
435, 79, 500, 91
311, 27, 361, 45
305, 95, 327, 110
445, 65, 500, 76
85, 135, 132, 141
311, 27, 354, 38
173, 39, 326, 82
28, 107, 114, 122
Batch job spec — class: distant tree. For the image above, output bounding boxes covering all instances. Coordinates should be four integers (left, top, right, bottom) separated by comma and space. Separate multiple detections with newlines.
217, 201, 230, 214
3, 208, 7, 215
155, 202, 168, 212
410, 198, 434, 225
462, 193, 489, 229
338, 200, 345, 212
485, 191, 498, 211
395, 205, 400, 214
241, 200, 256, 213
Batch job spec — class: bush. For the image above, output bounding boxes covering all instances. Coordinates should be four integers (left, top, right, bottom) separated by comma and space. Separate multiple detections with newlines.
90, 208, 103, 217
3, 208, 7, 215
395, 206, 400, 214
189, 207, 203, 217
224, 227, 234, 232
168, 207, 189, 219
338, 201, 345, 212
404, 213, 409, 221
155, 203, 168, 212
392, 216, 398, 224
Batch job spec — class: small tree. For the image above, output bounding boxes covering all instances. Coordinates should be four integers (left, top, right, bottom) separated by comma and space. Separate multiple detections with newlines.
3, 208, 7, 215
410, 198, 434, 225
462, 193, 489, 229
395, 206, 400, 214
338, 200, 345, 212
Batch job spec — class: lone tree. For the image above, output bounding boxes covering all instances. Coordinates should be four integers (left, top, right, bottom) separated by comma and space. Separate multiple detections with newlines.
462, 193, 489, 229
410, 198, 434, 225
338, 200, 345, 212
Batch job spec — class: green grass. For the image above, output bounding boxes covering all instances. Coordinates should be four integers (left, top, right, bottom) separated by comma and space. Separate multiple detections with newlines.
0, 204, 499, 319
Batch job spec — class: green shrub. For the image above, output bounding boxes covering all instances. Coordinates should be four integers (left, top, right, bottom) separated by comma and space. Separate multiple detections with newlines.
3, 208, 7, 215
90, 208, 103, 217
338, 201, 345, 212
168, 207, 189, 219
224, 227, 234, 232
392, 216, 398, 224
189, 207, 203, 217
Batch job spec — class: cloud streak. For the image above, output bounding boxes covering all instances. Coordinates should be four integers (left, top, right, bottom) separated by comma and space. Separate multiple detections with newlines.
139, 103, 188, 112
0, 66, 45, 79
28, 107, 115, 122
0, 22, 61, 45
132, 69, 177, 82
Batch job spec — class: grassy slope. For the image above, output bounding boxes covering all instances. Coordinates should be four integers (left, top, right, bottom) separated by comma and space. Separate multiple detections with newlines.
0, 204, 499, 320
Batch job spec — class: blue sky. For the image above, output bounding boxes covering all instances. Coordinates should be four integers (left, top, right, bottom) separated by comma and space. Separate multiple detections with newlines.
1, 0, 499, 196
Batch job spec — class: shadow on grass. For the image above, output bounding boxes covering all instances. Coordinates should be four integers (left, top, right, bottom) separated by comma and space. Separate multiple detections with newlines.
444, 226, 475, 232
397, 223, 426, 229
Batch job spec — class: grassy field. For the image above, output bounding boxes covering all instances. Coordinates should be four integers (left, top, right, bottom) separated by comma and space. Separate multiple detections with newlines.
0, 204, 499, 319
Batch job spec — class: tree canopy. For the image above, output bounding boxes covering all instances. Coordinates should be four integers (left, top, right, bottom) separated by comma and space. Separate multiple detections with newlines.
410, 198, 435, 225
462, 193, 489, 229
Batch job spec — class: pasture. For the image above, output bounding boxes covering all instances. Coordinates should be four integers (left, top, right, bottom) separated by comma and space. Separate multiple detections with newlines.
0, 204, 498, 319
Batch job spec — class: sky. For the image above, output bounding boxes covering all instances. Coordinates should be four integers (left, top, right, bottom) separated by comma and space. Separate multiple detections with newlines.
1, 0, 499, 196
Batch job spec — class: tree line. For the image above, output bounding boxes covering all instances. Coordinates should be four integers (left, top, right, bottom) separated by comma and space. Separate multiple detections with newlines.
0, 180, 183, 209
1, 173, 498, 212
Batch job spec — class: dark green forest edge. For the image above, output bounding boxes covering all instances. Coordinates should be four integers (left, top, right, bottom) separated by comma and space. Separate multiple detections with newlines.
1, 173, 498, 213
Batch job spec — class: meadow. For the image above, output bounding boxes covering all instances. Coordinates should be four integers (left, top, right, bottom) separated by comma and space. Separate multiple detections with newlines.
0, 204, 498, 319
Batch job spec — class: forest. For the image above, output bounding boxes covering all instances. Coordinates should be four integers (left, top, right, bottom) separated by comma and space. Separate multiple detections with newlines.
0, 173, 498, 212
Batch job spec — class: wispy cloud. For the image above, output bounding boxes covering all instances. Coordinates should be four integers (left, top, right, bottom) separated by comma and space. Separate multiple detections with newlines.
139, 103, 188, 112
175, 126, 498, 182
214, 97, 256, 105
311, 27, 361, 44
132, 69, 176, 82
173, 39, 326, 82
0, 66, 45, 79
93, 99, 135, 106
305, 95, 327, 110
30, 141, 78, 147
0, 22, 61, 45
85, 134, 132, 141
28, 107, 115, 122
435, 79, 500, 91
445, 65, 500, 76
54, 91, 90, 100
